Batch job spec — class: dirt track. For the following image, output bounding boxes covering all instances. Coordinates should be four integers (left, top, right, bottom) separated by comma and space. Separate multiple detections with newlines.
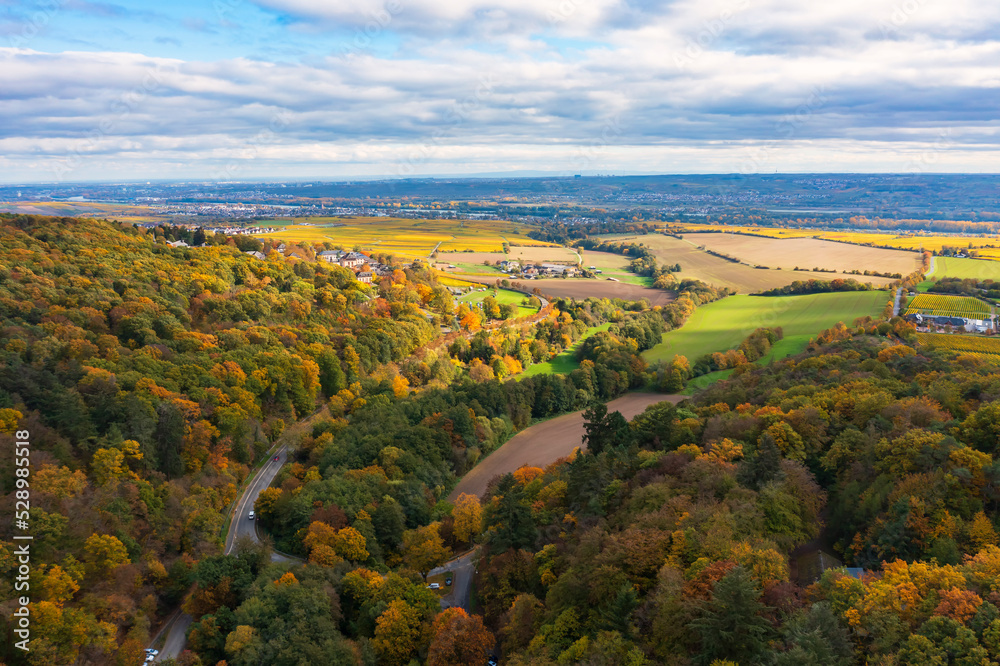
448, 392, 684, 501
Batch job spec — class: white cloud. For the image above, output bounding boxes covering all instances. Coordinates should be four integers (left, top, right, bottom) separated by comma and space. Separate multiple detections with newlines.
3, 0, 1000, 181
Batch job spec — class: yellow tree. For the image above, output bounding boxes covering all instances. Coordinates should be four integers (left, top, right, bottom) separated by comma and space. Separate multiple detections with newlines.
453, 494, 483, 545
83, 534, 130, 577
373, 600, 425, 666
971, 511, 999, 552
225, 625, 257, 654
41, 565, 79, 605
333, 526, 370, 562
402, 522, 451, 580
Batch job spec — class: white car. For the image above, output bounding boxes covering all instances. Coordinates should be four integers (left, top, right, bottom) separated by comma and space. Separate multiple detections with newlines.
426, 582, 440, 589
248, 511, 255, 520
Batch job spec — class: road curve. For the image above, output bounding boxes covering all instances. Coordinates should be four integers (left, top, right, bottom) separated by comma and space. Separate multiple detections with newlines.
448, 392, 683, 501
154, 613, 192, 663
225, 445, 289, 555
431, 549, 478, 613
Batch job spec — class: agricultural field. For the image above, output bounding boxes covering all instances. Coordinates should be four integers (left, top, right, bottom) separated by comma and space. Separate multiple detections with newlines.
928, 256, 1000, 281
0, 200, 165, 223
904, 293, 992, 318
916, 333, 1000, 359
255, 217, 556, 257
683, 232, 920, 275
643, 291, 888, 364
598, 234, 896, 292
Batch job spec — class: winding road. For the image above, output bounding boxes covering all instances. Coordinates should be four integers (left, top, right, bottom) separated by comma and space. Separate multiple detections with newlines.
224, 445, 290, 556
153, 445, 295, 662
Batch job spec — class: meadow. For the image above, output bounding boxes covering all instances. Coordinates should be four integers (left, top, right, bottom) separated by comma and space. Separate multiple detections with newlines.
255, 216, 556, 257
599, 234, 897, 292
928, 256, 1000, 281
579, 250, 654, 286
643, 290, 888, 364
904, 293, 991, 318
519, 322, 613, 377
455, 287, 540, 318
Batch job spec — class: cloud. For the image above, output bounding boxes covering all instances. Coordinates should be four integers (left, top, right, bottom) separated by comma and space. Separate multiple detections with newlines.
3, 0, 1000, 180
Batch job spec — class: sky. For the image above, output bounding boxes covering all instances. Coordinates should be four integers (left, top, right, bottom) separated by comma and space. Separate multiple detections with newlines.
2, 0, 1000, 183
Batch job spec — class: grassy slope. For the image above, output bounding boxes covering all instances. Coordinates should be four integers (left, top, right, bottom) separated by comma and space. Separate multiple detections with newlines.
932, 257, 1000, 281
457, 287, 539, 317
520, 323, 613, 378
643, 291, 889, 364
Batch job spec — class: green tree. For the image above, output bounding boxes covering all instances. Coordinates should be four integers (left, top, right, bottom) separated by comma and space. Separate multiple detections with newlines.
690, 566, 773, 666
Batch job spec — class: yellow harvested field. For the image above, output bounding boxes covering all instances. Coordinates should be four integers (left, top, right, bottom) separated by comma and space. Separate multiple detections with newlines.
683, 233, 921, 275
255, 217, 557, 257
598, 234, 896, 293
437, 246, 579, 265
674, 225, 1000, 258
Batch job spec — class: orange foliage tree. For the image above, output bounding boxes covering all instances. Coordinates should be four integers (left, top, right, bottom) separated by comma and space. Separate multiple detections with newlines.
427, 608, 495, 666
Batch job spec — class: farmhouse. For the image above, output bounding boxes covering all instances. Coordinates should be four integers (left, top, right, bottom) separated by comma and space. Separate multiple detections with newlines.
318, 250, 345, 263
540, 263, 576, 276
340, 252, 368, 268
906, 313, 994, 333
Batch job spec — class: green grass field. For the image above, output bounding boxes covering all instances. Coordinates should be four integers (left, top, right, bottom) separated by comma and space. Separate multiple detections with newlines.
930, 257, 1000, 281
643, 291, 888, 364
520, 323, 613, 378
457, 287, 539, 318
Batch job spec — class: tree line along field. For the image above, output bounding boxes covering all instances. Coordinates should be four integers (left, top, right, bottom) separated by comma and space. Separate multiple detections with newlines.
642, 291, 889, 364
255, 216, 558, 256
916, 332, 1000, 358
682, 232, 920, 275
904, 293, 992, 318
597, 233, 898, 293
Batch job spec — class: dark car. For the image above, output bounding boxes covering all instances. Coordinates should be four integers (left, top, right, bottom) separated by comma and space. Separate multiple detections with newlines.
445, 577, 453, 586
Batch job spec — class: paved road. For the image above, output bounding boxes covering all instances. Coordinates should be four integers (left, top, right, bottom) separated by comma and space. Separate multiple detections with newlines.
892, 287, 903, 317
431, 549, 478, 613
224, 445, 289, 556
155, 612, 193, 663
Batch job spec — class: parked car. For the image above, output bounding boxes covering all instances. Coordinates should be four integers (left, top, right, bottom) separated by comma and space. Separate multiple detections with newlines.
445, 577, 453, 586
426, 582, 440, 589
248, 511, 255, 520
